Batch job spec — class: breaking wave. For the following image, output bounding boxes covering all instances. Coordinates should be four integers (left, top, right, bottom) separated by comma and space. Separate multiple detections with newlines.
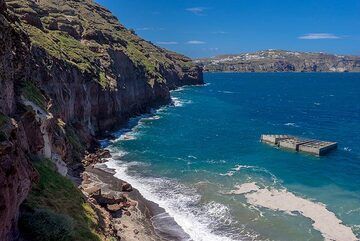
105, 158, 250, 241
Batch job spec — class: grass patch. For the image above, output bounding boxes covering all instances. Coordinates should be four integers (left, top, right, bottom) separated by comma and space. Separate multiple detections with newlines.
22, 81, 47, 111
20, 208, 74, 241
65, 125, 85, 154
25, 25, 98, 73
98, 71, 107, 89
126, 42, 157, 74
21, 159, 103, 241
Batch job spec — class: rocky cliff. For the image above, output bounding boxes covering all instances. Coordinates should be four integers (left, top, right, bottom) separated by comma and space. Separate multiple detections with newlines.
196, 50, 360, 72
0, 0, 203, 240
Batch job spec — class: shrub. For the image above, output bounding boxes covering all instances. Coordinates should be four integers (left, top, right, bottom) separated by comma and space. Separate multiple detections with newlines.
20, 208, 74, 241
21, 159, 102, 241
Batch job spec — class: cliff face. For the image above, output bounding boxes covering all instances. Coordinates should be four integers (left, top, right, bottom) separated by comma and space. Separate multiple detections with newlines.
0, 0, 203, 240
0, 2, 38, 240
6, 0, 203, 133
196, 50, 360, 72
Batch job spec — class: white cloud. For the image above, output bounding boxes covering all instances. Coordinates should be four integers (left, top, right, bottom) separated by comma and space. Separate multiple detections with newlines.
187, 40, 206, 45
136, 27, 151, 31
212, 31, 228, 35
136, 27, 165, 31
186, 7, 206, 15
157, 41, 179, 45
298, 33, 341, 40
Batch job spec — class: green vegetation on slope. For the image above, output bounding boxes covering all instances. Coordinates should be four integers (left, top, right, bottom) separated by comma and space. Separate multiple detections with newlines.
7, 0, 198, 89
20, 159, 103, 241
22, 81, 48, 111
25, 25, 98, 72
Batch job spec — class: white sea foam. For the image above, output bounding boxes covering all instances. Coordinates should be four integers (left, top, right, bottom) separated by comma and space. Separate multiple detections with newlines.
105, 158, 241, 241
284, 122, 299, 127
219, 164, 247, 175
218, 90, 235, 94
171, 97, 192, 107
228, 183, 358, 241
172, 97, 183, 107
232, 165, 255, 171
219, 165, 279, 186
206, 159, 227, 164
147, 115, 161, 120
108, 111, 164, 143
110, 150, 128, 159
344, 147, 352, 152
170, 87, 186, 92
346, 208, 360, 215
220, 171, 235, 177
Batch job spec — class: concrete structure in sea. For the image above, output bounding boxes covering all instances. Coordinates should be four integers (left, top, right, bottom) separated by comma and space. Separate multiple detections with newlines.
261, 135, 337, 156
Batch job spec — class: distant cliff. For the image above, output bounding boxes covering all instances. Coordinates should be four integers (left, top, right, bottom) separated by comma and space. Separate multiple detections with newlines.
196, 50, 360, 72
0, 0, 203, 240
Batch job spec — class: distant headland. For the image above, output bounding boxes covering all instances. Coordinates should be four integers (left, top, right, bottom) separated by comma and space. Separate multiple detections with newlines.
195, 50, 360, 72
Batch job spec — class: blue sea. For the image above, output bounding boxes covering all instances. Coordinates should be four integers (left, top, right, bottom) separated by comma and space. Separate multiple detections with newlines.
104, 73, 360, 241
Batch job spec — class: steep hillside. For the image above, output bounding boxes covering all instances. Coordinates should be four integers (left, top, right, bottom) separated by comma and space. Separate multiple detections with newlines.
0, 0, 203, 240
196, 50, 360, 72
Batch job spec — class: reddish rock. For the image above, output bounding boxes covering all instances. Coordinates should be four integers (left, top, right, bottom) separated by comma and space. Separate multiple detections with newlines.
97, 149, 111, 159
0, 121, 38, 241
106, 203, 124, 212
84, 186, 101, 196
20, 13, 43, 29
121, 182, 133, 192
0, 0, 6, 12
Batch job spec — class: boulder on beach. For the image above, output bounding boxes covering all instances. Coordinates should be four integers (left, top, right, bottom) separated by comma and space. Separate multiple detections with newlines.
107, 203, 124, 212
121, 182, 133, 192
92, 190, 127, 206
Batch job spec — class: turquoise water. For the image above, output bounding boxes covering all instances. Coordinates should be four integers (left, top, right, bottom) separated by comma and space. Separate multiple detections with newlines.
105, 73, 360, 241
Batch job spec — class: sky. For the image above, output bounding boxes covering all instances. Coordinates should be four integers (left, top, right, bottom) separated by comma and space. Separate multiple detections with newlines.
96, 0, 360, 58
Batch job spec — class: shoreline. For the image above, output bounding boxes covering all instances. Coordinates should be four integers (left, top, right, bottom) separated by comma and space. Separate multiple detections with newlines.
78, 85, 205, 241
81, 164, 190, 241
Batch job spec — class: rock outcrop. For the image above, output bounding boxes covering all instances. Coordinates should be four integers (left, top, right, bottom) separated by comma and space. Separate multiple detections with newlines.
0, 0, 203, 240
196, 49, 360, 72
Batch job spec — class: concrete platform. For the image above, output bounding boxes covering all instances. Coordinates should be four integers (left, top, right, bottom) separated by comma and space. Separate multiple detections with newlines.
298, 141, 338, 156
260, 135, 293, 145
261, 134, 337, 156
278, 138, 314, 151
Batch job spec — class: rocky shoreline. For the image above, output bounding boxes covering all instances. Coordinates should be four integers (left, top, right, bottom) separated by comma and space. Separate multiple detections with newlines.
79, 150, 190, 241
